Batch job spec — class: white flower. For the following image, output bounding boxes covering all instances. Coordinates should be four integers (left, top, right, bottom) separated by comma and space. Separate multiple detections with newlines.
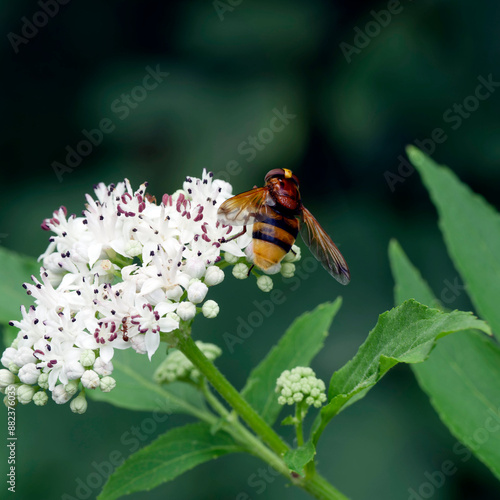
202, 300, 219, 319
2, 172, 261, 408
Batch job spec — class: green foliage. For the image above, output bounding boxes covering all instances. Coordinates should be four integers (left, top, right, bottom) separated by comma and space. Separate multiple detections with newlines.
88, 348, 206, 417
98, 422, 243, 500
312, 300, 491, 445
241, 299, 342, 425
0, 247, 38, 326
407, 145, 500, 340
390, 240, 500, 480
284, 441, 316, 476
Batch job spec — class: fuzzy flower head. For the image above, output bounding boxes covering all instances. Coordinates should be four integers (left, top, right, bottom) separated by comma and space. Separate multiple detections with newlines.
275, 366, 327, 408
154, 342, 222, 385
1, 171, 263, 410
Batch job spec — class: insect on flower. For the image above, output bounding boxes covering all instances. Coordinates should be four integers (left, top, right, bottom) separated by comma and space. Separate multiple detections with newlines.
217, 168, 350, 285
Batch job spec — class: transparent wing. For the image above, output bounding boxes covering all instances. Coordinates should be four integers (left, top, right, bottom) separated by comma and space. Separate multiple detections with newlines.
299, 207, 350, 285
217, 187, 273, 226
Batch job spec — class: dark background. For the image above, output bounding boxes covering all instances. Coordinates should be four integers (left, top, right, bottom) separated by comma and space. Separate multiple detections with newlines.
1, 1, 500, 499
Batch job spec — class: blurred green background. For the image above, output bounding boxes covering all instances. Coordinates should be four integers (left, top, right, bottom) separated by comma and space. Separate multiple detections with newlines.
1, 1, 500, 499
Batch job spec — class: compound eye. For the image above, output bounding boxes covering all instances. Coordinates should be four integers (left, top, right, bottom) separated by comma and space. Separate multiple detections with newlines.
265, 168, 285, 183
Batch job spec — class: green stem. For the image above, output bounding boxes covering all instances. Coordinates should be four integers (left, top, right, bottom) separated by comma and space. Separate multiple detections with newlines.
300, 473, 350, 500
295, 403, 305, 447
173, 329, 350, 500
174, 329, 288, 457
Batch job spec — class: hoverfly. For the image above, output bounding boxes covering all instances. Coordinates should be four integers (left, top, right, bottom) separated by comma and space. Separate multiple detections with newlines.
217, 168, 350, 285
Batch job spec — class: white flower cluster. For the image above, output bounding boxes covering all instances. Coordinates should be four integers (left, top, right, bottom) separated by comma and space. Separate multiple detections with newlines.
1, 170, 256, 411
154, 341, 222, 384
276, 366, 327, 408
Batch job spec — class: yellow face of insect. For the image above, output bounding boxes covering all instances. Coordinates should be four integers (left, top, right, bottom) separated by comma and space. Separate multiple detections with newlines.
283, 168, 293, 179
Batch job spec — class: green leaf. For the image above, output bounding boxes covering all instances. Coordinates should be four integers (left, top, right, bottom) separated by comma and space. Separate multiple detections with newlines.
407, 145, 500, 339
98, 422, 243, 500
0, 247, 38, 325
241, 299, 342, 425
312, 299, 491, 445
284, 441, 316, 476
88, 348, 206, 417
388, 239, 439, 309
389, 238, 500, 479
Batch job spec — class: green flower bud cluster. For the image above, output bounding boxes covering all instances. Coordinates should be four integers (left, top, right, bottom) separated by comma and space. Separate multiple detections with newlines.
276, 366, 327, 408
154, 342, 222, 384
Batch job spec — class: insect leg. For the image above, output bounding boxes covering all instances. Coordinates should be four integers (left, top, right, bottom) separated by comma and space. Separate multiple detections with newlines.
247, 264, 255, 277
219, 225, 247, 243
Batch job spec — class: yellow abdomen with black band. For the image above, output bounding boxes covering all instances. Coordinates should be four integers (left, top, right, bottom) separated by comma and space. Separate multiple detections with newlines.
252, 213, 299, 270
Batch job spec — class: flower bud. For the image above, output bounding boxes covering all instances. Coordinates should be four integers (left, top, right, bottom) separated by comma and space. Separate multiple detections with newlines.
224, 252, 239, 264
17, 384, 36, 404
283, 245, 301, 262
176, 301, 197, 321
232, 263, 249, 280
125, 240, 143, 257
38, 373, 49, 390
52, 385, 72, 404
81, 370, 100, 390
276, 367, 327, 408
1, 347, 17, 369
66, 361, 85, 380
185, 258, 206, 279
204, 266, 225, 286
70, 392, 88, 414
280, 262, 296, 279
18, 363, 39, 384
187, 280, 208, 304
100, 376, 116, 393
64, 380, 80, 397
33, 391, 49, 406
80, 349, 96, 367
257, 275, 273, 292
93, 357, 113, 376
202, 300, 219, 319
0, 369, 16, 390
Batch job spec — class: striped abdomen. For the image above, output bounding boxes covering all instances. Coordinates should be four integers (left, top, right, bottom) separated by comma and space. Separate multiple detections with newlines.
252, 212, 299, 270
